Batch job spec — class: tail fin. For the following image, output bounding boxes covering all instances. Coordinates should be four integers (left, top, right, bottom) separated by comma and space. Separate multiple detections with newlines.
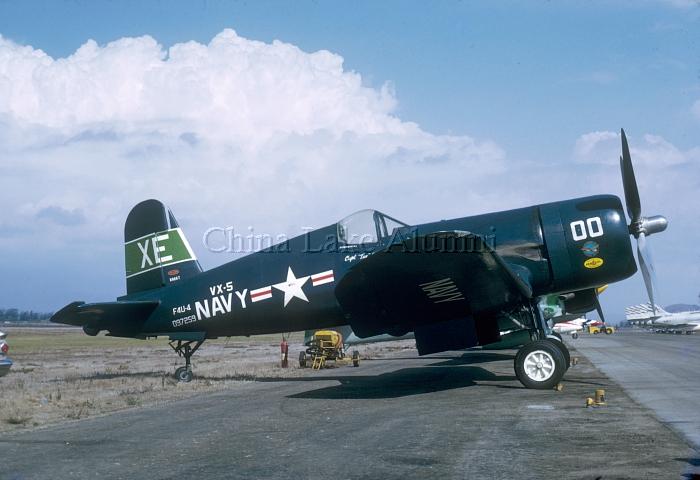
625, 303, 665, 321
124, 199, 202, 294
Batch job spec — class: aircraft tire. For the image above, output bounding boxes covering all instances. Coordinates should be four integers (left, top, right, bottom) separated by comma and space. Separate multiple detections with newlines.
571, 332, 579, 339
352, 350, 360, 367
175, 366, 193, 383
514, 340, 566, 390
605, 328, 613, 335
544, 337, 570, 369
299, 351, 307, 368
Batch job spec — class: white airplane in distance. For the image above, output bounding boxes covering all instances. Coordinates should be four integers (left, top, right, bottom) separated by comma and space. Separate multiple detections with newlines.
626, 304, 700, 334
552, 317, 590, 339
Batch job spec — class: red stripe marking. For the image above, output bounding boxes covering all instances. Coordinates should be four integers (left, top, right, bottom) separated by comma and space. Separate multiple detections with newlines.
313, 273, 334, 282
251, 288, 272, 299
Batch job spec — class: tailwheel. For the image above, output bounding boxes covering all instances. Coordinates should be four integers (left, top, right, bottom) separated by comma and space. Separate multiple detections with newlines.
515, 340, 567, 390
174, 366, 193, 383
169, 339, 204, 382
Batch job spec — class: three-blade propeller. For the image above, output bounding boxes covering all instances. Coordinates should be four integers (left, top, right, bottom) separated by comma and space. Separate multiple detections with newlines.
619, 128, 668, 315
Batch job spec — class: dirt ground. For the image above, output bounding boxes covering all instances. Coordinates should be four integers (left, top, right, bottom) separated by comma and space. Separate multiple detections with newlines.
0, 326, 413, 432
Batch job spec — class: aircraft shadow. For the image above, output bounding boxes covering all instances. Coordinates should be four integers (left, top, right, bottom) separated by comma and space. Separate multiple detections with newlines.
267, 366, 518, 399
426, 352, 514, 366
367, 352, 514, 365
676, 457, 700, 480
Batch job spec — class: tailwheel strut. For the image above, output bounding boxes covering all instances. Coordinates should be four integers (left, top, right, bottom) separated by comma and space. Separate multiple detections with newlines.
169, 339, 204, 383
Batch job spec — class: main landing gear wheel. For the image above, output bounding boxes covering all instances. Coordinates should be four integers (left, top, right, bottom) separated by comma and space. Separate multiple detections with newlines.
174, 366, 193, 383
515, 340, 567, 390
546, 335, 571, 369
352, 350, 360, 367
571, 332, 579, 339
299, 351, 307, 368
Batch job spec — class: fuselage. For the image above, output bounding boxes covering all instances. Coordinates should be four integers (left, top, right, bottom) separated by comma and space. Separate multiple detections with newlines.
124, 194, 636, 339
552, 321, 584, 335
653, 312, 700, 330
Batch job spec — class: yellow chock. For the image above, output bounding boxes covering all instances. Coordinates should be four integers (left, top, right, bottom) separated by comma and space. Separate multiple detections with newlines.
594, 389, 606, 405
554, 383, 563, 392
586, 397, 595, 407
571, 356, 579, 366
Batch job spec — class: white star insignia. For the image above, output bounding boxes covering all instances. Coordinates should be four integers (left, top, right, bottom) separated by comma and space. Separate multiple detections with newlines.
273, 267, 310, 307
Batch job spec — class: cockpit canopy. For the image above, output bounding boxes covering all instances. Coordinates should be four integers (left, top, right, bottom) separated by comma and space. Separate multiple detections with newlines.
337, 209, 408, 245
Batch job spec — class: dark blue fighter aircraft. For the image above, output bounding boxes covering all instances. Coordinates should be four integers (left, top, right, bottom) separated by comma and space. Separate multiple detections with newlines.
52, 130, 667, 388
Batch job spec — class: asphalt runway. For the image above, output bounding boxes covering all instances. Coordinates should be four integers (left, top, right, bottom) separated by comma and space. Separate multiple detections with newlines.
2, 338, 699, 480
573, 330, 700, 450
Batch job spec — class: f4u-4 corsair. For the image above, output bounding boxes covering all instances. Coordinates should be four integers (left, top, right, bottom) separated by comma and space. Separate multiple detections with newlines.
52, 130, 667, 389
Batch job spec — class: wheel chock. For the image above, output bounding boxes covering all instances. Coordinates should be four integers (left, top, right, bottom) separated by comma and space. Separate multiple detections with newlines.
595, 389, 606, 405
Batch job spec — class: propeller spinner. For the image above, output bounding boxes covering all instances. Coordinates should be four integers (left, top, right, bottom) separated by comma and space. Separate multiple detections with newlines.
619, 128, 668, 315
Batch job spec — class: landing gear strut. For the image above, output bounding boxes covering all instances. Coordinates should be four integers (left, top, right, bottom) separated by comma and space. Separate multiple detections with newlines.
169, 339, 204, 383
514, 303, 569, 389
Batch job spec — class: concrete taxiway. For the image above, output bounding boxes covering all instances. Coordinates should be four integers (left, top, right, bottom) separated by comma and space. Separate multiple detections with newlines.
573, 330, 700, 450
2, 337, 698, 479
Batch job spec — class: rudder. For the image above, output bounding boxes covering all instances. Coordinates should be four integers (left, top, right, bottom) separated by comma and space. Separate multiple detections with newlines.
124, 199, 202, 294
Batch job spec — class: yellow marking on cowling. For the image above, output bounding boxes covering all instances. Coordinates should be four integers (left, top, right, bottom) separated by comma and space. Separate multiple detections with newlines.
584, 257, 604, 269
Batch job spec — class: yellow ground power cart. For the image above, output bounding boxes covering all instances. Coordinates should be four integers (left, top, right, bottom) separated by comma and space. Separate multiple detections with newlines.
299, 330, 360, 369
589, 325, 615, 335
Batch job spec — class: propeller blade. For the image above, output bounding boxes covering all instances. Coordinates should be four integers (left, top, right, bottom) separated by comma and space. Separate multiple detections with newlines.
637, 232, 658, 316
620, 129, 641, 223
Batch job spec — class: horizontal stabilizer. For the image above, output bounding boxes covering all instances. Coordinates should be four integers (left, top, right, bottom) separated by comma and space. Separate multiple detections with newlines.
51, 300, 159, 336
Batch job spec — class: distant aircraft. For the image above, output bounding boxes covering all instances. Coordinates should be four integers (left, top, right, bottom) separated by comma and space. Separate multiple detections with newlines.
626, 304, 700, 334
551, 317, 590, 339
52, 130, 666, 389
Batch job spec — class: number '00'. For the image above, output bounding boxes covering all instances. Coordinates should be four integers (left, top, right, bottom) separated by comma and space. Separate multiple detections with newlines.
570, 217, 603, 241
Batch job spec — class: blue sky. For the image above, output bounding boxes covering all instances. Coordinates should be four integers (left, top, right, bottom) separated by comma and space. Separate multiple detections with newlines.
0, 1, 699, 318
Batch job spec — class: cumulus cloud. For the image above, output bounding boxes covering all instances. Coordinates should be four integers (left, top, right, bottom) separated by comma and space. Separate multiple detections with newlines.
2, 28, 698, 312
574, 130, 700, 167
0, 29, 511, 307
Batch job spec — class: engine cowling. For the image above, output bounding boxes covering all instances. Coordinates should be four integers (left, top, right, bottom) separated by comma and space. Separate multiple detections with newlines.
540, 195, 637, 294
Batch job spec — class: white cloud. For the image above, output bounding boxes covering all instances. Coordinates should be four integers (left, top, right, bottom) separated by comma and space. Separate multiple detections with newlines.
0, 29, 511, 307
574, 130, 699, 167
574, 131, 619, 159
2, 28, 699, 313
